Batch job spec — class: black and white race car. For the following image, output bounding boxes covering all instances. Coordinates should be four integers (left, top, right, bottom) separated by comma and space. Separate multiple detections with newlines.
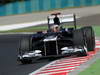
17, 13, 95, 64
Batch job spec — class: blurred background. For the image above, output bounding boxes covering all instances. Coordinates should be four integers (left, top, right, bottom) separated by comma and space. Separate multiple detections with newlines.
0, 0, 100, 16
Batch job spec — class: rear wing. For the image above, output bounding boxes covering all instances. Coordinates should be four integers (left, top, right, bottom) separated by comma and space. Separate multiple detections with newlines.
47, 13, 77, 30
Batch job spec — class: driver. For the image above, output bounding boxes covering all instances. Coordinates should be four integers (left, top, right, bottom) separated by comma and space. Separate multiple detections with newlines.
51, 25, 60, 32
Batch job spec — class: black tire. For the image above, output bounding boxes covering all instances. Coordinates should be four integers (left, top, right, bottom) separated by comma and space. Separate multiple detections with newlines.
73, 29, 84, 48
19, 36, 32, 54
82, 26, 95, 51
20, 59, 32, 64
18, 36, 33, 64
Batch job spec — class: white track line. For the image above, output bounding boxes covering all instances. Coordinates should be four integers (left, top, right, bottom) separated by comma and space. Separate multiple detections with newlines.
0, 20, 46, 31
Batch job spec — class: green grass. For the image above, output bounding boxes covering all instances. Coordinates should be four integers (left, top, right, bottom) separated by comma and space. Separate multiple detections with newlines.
78, 59, 100, 75
0, 25, 100, 36
93, 26, 100, 36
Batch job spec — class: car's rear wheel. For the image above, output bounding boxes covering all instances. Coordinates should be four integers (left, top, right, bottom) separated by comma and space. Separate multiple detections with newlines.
82, 26, 95, 51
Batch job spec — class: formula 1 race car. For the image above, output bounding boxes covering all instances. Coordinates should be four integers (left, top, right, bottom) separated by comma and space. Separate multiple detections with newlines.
17, 13, 95, 64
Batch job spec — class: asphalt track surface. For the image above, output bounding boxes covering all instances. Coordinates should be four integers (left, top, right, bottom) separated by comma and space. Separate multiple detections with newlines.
0, 14, 100, 75
0, 34, 51, 75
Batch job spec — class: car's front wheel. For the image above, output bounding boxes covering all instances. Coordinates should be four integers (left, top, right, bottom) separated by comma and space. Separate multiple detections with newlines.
18, 36, 33, 64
